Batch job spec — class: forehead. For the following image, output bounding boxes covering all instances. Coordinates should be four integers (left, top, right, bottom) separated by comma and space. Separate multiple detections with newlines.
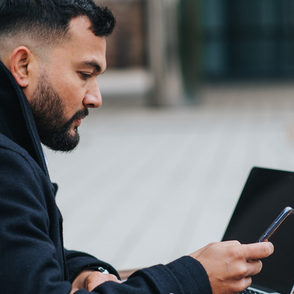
48, 16, 107, 72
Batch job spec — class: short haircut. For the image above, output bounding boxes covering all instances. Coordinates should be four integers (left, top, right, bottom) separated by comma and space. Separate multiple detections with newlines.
0, 0, 116, 52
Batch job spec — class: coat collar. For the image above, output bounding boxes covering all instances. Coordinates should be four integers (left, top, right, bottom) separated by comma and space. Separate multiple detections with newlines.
0, 60, 49, 177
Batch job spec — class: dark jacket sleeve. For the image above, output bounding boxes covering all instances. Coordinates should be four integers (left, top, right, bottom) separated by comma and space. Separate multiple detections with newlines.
89, 256, 212, 294
65, 249, 120, 282
0, 147, 70, 293
0, 145, 212, 294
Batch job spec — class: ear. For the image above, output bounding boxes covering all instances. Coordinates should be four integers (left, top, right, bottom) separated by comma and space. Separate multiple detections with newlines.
9, 46, 32, 88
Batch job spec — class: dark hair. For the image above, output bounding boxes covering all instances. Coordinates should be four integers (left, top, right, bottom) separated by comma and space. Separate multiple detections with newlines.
0, 0, 116, 47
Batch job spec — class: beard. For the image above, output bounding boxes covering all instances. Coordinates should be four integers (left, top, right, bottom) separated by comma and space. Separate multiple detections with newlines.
29, 73, 88, 152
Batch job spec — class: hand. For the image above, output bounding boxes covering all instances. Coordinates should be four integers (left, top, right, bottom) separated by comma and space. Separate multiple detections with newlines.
190, 240, 274, 294
70, 270, 122, 294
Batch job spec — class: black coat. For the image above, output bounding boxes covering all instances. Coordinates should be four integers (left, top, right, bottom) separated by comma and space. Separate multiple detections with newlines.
0, 61, 212, 294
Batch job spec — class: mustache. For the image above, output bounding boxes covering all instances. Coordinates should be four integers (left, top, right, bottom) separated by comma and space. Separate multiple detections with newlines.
61, 108, 89, 130
72, 108, 89, 121
71, 108, 89, 121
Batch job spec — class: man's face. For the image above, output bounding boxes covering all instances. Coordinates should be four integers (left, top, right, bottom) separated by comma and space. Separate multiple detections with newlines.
29, 17, 107, 151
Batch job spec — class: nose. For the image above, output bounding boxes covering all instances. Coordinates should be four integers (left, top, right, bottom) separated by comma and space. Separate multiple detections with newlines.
83, 78, 102, 108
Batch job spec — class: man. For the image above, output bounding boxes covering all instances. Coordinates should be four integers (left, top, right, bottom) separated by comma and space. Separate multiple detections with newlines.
0, 1, 273, 294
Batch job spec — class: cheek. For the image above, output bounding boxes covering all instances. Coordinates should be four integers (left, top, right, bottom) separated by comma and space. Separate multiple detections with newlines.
63, 89, 84, 117
50, 75, 85, 115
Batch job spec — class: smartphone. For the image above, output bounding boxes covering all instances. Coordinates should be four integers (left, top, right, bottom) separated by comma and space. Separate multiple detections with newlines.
257, 206, 293, 242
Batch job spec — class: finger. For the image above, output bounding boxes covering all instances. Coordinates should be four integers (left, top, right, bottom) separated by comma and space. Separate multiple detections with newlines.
95, 273, 120, 283
107, 274, 122, 283
243, 276, 253, 290
222, 240, 241, 246
86, 273, 121, 291
232, 276, 253, 294
246, 259, 263, 277
242, 242, 274, 260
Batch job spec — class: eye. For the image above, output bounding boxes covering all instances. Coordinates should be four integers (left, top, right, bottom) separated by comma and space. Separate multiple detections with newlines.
79, 72, 92, 80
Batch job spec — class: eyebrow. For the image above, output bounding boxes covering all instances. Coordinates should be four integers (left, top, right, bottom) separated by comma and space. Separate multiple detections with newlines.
79, 60, 104, 74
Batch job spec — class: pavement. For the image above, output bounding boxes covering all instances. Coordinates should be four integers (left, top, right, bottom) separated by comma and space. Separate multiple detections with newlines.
45, 72, 294, 271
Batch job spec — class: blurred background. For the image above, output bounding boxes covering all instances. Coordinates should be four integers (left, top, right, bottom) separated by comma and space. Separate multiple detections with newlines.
46, 0, 294, 271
